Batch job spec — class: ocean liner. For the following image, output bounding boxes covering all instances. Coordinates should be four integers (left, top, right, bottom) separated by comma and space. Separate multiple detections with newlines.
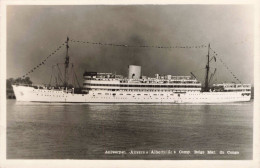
12, 38, 251, 103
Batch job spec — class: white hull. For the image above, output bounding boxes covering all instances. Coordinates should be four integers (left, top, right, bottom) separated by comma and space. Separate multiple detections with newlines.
12, 85, 251, 103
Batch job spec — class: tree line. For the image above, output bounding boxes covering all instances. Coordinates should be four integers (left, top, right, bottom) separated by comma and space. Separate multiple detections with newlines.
6, 77, 32, 89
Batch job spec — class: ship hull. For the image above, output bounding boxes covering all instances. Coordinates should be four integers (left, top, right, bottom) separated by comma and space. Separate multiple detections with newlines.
12, 85, 251, 103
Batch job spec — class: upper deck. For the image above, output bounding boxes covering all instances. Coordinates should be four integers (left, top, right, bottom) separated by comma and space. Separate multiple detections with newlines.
83, 72, 200, 84
213, 83, 251, 92
82, 71, 202, 93
82, 65, 251, 93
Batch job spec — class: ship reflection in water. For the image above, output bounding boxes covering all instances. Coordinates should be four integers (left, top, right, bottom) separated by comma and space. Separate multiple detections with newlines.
7, 100, 253, 159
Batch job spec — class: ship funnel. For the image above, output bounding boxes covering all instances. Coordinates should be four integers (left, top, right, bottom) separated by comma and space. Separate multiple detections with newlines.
128, 65, 141, 79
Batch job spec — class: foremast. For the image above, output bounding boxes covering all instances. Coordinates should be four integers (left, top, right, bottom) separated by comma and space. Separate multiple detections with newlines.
64, 37, 70, 87
204, 43, 210, 92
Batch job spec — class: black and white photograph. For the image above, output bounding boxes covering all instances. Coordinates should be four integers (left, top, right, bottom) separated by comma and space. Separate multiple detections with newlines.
0, 1, 259, 168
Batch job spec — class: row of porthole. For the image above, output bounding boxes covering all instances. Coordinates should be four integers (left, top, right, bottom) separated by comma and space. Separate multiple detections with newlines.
88, 89, 198, 92
37, 94, 66, 97
93, 94, 246, 99
218, 97, 240, 98
90, 96, 244, 100
95, 93, 176, 96
188, 94, 242, 95
33, 90, 62, 93
92, 96, 241, 99
92, 97, 127, 99
83, 83, 201, 88
222, 90, 249, 92
91, 97, 176, 100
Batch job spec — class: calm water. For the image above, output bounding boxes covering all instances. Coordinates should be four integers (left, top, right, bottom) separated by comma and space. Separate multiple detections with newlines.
7, 100, 253, 159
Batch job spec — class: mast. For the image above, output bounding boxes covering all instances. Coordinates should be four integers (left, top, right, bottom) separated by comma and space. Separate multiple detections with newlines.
204, 43, 210, 92
64, 37, 70, 87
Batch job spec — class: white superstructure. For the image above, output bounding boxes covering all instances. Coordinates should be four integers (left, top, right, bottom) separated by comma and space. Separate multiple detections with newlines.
11, 39, 252, 103
12, 65, 251, 103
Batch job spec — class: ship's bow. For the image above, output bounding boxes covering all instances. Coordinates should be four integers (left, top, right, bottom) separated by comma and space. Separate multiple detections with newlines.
12, 85, 33, 102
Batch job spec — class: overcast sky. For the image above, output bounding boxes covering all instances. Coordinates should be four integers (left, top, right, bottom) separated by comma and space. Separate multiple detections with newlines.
7, 5, 254, 86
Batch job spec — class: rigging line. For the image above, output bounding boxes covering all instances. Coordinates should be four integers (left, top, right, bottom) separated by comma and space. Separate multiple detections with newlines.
49, 65, 55, 86
73, 67, 81, 88
209, 48, 242, 84
55, 77, 58, 86
72, 72, 75, 87
21, 42, 65, 79
66, 65, 71, 86
209, 69, 217, 84
212, 78, 218, 84
70, 64, 75, 86
192, 67, 206, 73
72, 72, 76, 88
69, 64, 73, 86
191, 68, 205, 76
57, 64, 64, 84
71, 65, 75, 87
69, 39, 207, 49
212, 36, 252, 46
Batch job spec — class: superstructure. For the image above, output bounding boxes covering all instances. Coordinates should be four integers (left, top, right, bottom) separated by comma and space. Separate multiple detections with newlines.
12, 37, 252, 103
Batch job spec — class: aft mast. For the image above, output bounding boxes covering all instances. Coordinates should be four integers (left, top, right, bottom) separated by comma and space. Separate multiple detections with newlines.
204, 43, 210, 92
64, 37, 70, 87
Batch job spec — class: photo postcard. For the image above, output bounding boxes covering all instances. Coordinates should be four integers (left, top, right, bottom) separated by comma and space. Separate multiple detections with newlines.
0, 1, 259, 168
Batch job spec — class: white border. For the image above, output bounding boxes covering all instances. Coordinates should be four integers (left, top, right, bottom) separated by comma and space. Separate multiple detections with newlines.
0, 0, 259, 168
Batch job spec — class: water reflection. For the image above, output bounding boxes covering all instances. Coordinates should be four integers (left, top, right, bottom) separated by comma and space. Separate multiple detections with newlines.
7, 100, 253, 159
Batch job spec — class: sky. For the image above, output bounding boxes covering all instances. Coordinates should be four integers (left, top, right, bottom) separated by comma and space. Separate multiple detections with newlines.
6, 5, 254, 86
